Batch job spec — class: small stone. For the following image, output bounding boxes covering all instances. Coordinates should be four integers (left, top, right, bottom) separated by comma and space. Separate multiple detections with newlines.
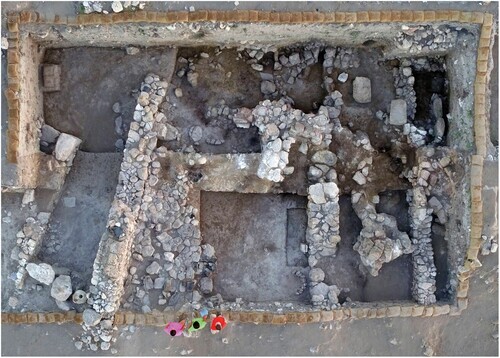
83, 308, 102, 326
50, 275, 72, 301
251, 64, 264, 71
174, 88, 183, 98
8, 296, 18, 309
187, 72, 199, 87
309, 183, 326, 204
22, 190, 35, 205
74, 341, 83, 350
189, 126, 203, 142
338, 72, 348, 83
101, 342, 110, 351
260, 81, 276, 95
112, 102, 121, 114
126, 46, 140, 55
1, 37, 8, 50
146, 261, 161, 275
199, 277, 213, 294
289, 53, 301, 65
41, 125, 60, 144
353, 77, 371, 103
353, 171, 366, 185
311, 150, 337, 166
26, 263, 55, 285
309, 268, 325, 282
111, 1, 124, 13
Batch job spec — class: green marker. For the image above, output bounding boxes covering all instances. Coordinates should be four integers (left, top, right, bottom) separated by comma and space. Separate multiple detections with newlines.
188, 317, 207, 333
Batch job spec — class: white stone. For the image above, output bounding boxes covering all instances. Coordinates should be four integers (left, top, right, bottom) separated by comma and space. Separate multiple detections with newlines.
146, 261, 161, 275
54, 133, 82, 161
26, 263, 55, 285
323, 182, 339, 199
126, 46, 140, 55
83, 308, 102, 326
338, 72, 348, 83
111, 1, 124, 13
309, 268, 325, 282
50, 275, 72, 301
353, 77, 371, 103
309, 183, 326, 204
389, 99, 408, 125
22, 190, 35, 205
353, 171, 366, 185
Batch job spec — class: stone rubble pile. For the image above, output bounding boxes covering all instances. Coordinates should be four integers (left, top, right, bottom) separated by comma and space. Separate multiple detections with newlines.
80, 1, 145, 14
351, 192, 413, 276
257, 137, 296, 182
308, 268, 341, 309
11, 212, 51, 288
123, 153, 212, 312
323, 47, 361, 73
246, 99, 335, 183
272, 44, 321, 87
306, 182, 341, 266
396, 25, 458, 54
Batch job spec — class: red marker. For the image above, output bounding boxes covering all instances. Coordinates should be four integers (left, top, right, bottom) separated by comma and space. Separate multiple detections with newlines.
210, 315, 227, 334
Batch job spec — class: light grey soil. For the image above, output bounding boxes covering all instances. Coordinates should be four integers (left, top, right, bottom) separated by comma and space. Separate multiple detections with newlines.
1, 152, 122, 312
200, 191, 308, 302
1, 252, 497, 356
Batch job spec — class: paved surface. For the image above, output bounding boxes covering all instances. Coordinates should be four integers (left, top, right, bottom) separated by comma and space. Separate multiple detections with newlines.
1, 1, 498, 356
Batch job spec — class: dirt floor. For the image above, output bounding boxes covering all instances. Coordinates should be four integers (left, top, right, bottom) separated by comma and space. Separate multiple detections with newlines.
161, 47, 263, 155
316, 194, 413, 304
1, 152, 122, 312
43, 47, 177, 152
200, 191, 309, 302
37, 152, 122, 291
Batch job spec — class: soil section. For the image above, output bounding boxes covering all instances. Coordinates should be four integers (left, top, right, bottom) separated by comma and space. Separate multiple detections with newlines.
200, 191, 309, 303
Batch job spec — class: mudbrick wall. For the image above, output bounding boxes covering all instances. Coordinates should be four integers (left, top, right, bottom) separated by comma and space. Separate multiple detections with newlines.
2, 9, 495, 324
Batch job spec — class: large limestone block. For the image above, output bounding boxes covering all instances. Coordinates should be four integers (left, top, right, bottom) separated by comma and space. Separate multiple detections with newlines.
353, 77, 371, 103
54, 133, 82, 162
390, 99, 408, 125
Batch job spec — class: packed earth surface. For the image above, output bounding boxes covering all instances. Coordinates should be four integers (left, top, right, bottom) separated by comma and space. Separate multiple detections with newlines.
0, 1, 498, 356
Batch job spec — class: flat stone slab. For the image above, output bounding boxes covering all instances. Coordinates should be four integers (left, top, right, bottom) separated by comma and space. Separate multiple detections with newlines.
353, 77, 371, 104
390, 99, 408, 125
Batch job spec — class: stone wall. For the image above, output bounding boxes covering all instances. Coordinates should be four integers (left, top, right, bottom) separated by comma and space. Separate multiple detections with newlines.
90, 74, 168, 316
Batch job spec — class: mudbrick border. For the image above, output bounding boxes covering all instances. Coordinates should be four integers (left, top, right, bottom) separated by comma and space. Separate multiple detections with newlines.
2, 10, 495, 324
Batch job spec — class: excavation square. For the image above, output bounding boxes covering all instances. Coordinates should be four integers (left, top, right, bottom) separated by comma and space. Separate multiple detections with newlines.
200, 191, 308, 302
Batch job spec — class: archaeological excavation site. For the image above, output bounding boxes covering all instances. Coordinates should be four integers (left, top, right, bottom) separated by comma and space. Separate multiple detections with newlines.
1, 4, 497, 353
